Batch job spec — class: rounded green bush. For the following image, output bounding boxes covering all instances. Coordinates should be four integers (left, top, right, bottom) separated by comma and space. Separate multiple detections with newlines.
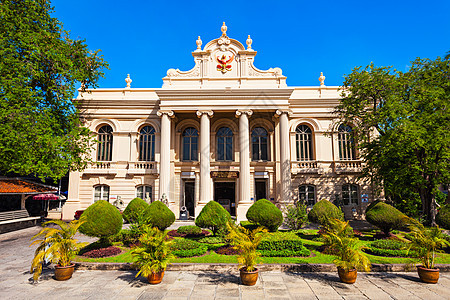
171, 239, 208, 257
437, 204, 450, 230
195, 201, 231, 236
246, 199, 283, 232
307, 199, 344, 225
365, 200, 407, 235
177, 225, 202, 235
79, 200, 123, 240
142, 201, 175, 230
122, 197, 148, 223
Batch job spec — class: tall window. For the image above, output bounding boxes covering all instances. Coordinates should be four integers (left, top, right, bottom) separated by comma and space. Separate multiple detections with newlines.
252, 127, 268, 161
97, 125, 113, 161
94, 185, 110, 202
139, 125, 155, 161
182, 127, 198, 161
296, 125, 313, 161
299, 185, 315, 206
137, 185, 152, 201
217, 127, 233, 161
338, 124, 356, 160
342, 184, 358, 205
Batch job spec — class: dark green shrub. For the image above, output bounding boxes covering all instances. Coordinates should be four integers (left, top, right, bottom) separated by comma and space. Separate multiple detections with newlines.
246, 199, 283, 232
171, 239, 208, 257
437, 204, 450, 230
197, 236, 225, 244
284, 202, 308, 230
256, 231, 310, 257
177, 225, 202, 235
79, 200, 122, 242
195, 201, 231, 236
142, 201, 175, 230
122, 197, 148, 223
307, 200, 344, 225
240, 221, 259, 231
365, 200, 407, 235
366, 239, 415, 257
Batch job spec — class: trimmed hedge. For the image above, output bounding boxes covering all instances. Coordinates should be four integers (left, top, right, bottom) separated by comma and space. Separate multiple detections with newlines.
195, 201, 231, 235
366, 239, 414, 257
79, 200, 122, 241
365, 200, 407, 235
122, 197, 148, 223
197, 236, 225, 244
246, 199, 283, 232
258, 248, 310, 257
177, 225, 202, 236
257, 231, 310, 257
437, 204, 450, 230
171, 239, 208, 257
307, 200, 344, 225
142, 201, 175, 230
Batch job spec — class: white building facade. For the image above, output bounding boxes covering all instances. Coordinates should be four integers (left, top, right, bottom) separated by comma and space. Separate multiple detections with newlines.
63, 23, 375, 221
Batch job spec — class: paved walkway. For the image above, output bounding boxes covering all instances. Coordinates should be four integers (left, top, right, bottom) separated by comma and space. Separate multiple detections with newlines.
1, 226, 450, 300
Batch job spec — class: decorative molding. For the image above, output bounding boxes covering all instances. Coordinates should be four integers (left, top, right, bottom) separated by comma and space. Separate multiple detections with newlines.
275, 109, 293, 118
196, 110, 214, 118
156, 110, 174, 118
235, 109, 253, 118
125, 74, 132, 89
248, 61, 283, 78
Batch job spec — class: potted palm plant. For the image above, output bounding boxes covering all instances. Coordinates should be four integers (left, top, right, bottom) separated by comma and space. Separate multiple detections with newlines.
227, 223, 267, 286
30, 219, 87, 281
131, 226, 174, 284
321, 218, 371, 284
406, 221, 449, 283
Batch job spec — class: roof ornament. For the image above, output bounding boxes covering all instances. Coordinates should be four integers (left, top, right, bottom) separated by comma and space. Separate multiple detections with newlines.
125, 74, 132, 88
221, 22, 227, 37
246, 35, 253, 50
319, 72, 326, 87
195, 36, 202, 51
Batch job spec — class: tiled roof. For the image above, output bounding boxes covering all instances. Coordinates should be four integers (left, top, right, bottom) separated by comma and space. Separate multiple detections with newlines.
0, 178, 57, 194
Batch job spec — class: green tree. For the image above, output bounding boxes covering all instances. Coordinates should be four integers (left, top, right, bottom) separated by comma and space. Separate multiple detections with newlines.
0, 0, 108, 179
335, 56, 450, 224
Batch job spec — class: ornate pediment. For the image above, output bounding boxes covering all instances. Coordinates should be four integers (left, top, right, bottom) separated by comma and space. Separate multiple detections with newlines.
162, 22, 287, 89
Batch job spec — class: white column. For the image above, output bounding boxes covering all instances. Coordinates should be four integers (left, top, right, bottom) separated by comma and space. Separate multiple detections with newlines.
235, 109, 253, 221
157, 110, 174, 203
276, 110, 292, 204
195, 110, 213, 216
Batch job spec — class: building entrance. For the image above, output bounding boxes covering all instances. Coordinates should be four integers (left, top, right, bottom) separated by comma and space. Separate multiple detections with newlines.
214, 182, 236, 216
183, 181, 195, 218
255, 179, 267, 201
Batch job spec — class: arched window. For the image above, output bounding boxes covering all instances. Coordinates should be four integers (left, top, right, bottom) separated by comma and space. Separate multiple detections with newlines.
217, 127, 233, 161
137, 185, 152, 201
342, 184, 358, 205
252, 127, 268, 161
296, 125, 313, 161
94, 185, 110, 202
97, 125, 113, 161
299, 185, 315, 207
139, 125, 155, 161
182, 127, 198, 161
338, 124, 356, 160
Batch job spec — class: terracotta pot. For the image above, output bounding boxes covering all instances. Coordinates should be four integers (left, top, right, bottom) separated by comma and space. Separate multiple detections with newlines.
417, 266, 439, 284
240, 267, 259, 286
147, 270, 165, 284
337, 267, 357, 284
54, 264, 75, 281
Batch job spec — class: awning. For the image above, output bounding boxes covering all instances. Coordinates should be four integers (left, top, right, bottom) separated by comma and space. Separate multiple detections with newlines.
33, 194, 59, 201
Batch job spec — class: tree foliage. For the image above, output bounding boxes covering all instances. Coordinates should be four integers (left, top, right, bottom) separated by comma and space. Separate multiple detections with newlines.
0, 0, 108, 179
335, 57, 450, 223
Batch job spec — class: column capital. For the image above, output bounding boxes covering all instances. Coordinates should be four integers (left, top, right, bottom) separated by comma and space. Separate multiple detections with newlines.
274, 109, 293, 118
157, 110, 174, 118
235, 109, 253, 118
196, 110, 214, 118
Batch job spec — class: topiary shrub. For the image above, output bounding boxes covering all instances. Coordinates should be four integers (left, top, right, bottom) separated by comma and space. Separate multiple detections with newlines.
79, 200, 123, 243
122, 197, 148, 223
437, 204, 450, 230
142, 201, 175, 230
307, 199, 344, 225
171, 239, 208, 257
365, 200, 407, 235
195, 201, 231, 236
246, 199, 283, 232
177, 225, 202, 236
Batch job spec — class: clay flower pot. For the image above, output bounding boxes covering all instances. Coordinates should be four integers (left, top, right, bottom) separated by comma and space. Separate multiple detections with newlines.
337, 267, 357, 284
417, 266, 439, 284
54, 264, 75, 281
147, 270, 165, 284
240, 267, 259, 286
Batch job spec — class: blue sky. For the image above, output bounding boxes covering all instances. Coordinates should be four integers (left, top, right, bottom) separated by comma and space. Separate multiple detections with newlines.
52, 0, 450, 88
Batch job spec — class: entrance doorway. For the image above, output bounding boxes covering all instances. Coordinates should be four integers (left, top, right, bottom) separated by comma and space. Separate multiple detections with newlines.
214, 182, 236, 216
183, 181, 195, 218
255, 180, 267, 201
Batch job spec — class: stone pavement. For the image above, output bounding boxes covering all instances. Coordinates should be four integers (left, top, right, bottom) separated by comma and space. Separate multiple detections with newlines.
1, 226, 450, 300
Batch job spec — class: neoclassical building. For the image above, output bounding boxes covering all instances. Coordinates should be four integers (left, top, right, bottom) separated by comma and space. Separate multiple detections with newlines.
63, 23, 375, 221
